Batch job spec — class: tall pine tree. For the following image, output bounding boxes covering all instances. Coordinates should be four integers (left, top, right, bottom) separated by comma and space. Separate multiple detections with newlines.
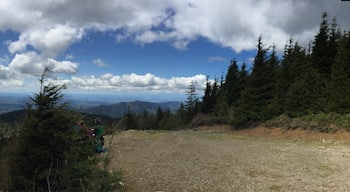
233, 37, 277, 125
222, 59, 241, 107
327, 32, 350, 113
9, 69, 121, 191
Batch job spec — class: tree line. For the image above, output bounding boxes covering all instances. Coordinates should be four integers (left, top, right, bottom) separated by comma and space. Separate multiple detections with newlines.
199, 13, 350, 126
125, 13, 350, 129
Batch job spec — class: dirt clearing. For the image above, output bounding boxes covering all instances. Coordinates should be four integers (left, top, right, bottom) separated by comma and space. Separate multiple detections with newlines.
106, 128, 350, 191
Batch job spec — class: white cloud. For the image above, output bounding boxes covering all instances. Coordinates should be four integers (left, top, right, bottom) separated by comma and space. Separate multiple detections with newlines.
65, 54, 74, 60
0, 64, 14, 79
7, 52, 78, 77
70, 73, 206, 93
2, 0, 350, 54
208, 56, 227, 63
1, 0, 350, 94
8, 52, 44, 76
0, 78, 24, 88
93, 58, 108, 67
47, 58, 79, 74
0, 55, 10, 65
8, 25, 84, 57
0, 64, 23, 87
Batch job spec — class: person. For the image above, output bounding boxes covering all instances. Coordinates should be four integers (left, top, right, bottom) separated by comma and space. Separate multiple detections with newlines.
75, 120, 90, 141
93, 118, 108, 153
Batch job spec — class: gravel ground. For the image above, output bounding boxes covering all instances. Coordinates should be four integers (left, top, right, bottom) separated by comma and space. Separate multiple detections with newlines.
106, 128, 350, 192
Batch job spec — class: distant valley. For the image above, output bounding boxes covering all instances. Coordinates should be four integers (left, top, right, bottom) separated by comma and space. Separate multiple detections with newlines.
0, 93, 181, 118
78, 101, 181, 118
0, 93, 29, 114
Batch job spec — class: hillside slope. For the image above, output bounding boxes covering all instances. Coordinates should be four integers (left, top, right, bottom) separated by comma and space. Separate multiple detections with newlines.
106, 128, 350, 191
79, 101, 180, 118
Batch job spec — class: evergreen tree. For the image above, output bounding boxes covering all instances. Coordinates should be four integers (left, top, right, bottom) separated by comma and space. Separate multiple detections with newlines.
159, 108, 176, 130
327, 32, 350, 113
184, 81, 199, 122
9, 69, 98, 191
156, 107, 164, 122
233, 37, 277, 124
262, 45, 280, 117
176, 102, 187, 126
312, 12, 332, 79
222, 59, 241, 107
308, 13, 342, 112
285, 61, 324, 116
237, 63, 248, 97
276, 39, 299, 112
209, 78, 220, 112
328, 17, 341, 69
213, 93, 229, 117
124, 110, 138, 130
137, 110, 155, 130
201, 77, 213, 114
276, 39, 316, 115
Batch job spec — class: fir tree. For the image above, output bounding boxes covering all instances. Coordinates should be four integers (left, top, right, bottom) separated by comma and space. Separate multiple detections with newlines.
276, 39, 304, 112
201, 77, 213, 114
285, 61, 324, 116
327, 32, 350, 113
262, 45, 280, 117
9, 69, 122, 191
233, 37, 277, 124
312, 12, 332, 79
9, 69, 96, 191
222, 59, 241, 107
184, 81, 199, 122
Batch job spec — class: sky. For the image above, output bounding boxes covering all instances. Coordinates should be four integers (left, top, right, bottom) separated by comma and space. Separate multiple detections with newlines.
0, 0, 349, 101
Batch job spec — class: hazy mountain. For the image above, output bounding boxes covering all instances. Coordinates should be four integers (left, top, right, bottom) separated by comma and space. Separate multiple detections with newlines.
0, 110, 27, 124
0, 93, 183, 115
0, 93, 28, 114
78, 101, 181, 118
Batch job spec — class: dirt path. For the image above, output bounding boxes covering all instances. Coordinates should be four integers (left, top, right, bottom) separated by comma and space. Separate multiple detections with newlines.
106, 128, 350, 192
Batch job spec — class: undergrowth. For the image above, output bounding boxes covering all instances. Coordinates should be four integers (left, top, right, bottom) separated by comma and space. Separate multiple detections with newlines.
263, 113, 350, 133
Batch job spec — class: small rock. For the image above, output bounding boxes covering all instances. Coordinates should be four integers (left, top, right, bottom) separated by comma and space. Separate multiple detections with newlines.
118, 181, 125, 187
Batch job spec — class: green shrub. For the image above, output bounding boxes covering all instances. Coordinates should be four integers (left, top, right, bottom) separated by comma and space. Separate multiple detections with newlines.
5, 69, 124, 191
263, 113, 350, 133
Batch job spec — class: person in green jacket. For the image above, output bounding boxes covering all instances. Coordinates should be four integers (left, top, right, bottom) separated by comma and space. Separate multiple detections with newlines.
93, 118, 108, 153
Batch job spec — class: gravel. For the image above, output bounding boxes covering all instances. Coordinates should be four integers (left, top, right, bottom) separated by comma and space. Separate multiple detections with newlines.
106, 129, 350, 192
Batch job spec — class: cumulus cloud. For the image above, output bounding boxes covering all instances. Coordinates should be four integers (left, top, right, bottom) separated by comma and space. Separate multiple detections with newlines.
0, 64, 23, 87
0, 64, 15, 79
70, 73, 207, 93
8, 25, 84, 57
0, 77, 24, 88
47, 58, 79, 74
8, 52, 44, 76
7, 52, 78, 77
93, 58, 109, 67
2, 0, 349, 54
1, 0, 350, 93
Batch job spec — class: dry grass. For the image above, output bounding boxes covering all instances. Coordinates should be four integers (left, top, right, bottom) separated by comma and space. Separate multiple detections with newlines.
106, 128, 350, 191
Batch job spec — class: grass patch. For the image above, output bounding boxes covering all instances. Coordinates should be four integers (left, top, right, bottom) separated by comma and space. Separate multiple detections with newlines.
264, 113, 350, 133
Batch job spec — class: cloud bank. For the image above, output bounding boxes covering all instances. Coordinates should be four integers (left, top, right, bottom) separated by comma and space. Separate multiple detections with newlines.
58, 73, 207, 94
0, 0, 349, 93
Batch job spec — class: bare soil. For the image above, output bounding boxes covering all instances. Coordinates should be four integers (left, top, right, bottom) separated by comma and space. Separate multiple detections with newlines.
106, 126, 350, 191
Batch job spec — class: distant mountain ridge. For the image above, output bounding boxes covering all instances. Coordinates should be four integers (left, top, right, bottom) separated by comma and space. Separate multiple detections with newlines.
77, 101, 181, 118
0, 93, 183, 116
0, 93, 28, 114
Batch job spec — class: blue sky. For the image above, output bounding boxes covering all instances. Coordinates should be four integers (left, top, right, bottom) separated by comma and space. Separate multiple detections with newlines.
0, 0, 349, 101
67, 32, 251, 78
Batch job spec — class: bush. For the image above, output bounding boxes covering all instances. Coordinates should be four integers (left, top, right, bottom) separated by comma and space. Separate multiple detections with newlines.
263, 113, 350, 133
5, 69, 124, 191
189, 114, 227, 128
